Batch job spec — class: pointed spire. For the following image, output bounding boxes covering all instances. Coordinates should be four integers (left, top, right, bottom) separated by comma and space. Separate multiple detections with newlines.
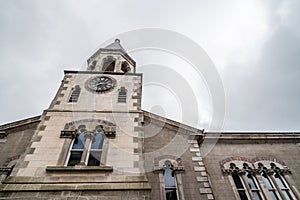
104, 38, 127, 54
87, 39, 136, 72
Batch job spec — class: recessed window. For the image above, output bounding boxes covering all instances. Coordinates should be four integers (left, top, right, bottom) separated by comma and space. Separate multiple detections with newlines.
68, 85, 81, 103
102, 56, 116, 72
66, 125, 104, 166
118, 87, 127, 103
121, 61, 130, 73
221, 159, 297, 200
231, 170, 249, 200
261, 171, 280, 200
164, 160, 178, 200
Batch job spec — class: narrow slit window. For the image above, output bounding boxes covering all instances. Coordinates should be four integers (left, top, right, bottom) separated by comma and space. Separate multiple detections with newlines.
118, 87, 127, 103
68, 85, 81, 103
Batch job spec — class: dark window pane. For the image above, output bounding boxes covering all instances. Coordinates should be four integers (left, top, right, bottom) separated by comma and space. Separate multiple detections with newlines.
87, 151, 101, 166
237, 190, 248, 200
67, 151, 83, 166
166, 189, 177, 200
232, 171, 244, 189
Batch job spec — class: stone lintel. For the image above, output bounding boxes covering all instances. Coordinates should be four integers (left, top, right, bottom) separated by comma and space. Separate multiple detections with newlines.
0, 182, 151, 191
46, 165, 113, 172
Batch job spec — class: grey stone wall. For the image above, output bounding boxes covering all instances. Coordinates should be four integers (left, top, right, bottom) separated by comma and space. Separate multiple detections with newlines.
143, 114, 210, 200
204, 140, 300, 200
0, 119, 39, 167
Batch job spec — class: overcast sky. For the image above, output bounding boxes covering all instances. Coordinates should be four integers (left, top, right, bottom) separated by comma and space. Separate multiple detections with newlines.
0, 0, 300, 131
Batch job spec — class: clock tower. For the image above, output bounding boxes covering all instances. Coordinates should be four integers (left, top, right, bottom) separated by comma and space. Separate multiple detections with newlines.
8, 39, 151, 198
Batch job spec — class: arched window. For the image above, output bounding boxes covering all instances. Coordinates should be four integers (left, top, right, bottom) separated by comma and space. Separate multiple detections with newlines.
121, 61, 130, 73
164, 160, 178, 200
102, 56, 116, 72
260, 171, 279, 200
245, 171, 262, 200
118, 87, 127, 103
68, 85, 81, 103
258, 162, 298, 200
66, 125, 104, 166
67, 126, 86, 166
87, 126, 104, 166
221, 158, 299, 200
230, 163, 249, 200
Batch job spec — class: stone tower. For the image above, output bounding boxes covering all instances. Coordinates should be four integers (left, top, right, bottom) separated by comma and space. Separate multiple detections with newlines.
3, 39, 151, 199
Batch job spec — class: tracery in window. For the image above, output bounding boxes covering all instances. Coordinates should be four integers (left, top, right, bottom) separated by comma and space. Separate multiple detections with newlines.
221, 157, 298, 200
68, 85, 81, 103
230, 163, 249, 200
66, 125, 104, 166
257, 162, 296, 200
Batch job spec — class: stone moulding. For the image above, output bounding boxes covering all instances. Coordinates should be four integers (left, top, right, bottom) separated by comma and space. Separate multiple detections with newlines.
0, 182, 151, 191
45, 165, 113, 172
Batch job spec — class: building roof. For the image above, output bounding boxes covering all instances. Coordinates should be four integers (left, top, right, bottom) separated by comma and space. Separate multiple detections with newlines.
87, 39, 136, 67
104, 38, 127, 53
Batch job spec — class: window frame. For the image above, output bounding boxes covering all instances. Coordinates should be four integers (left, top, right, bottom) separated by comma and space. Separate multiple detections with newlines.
68, 85, 81, 103
65, 126, 105, 167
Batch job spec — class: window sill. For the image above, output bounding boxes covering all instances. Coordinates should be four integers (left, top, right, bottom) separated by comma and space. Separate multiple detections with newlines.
46, 165, 113, 172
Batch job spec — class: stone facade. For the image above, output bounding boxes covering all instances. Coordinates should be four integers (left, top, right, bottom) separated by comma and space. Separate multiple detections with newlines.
1, 39, 300, 200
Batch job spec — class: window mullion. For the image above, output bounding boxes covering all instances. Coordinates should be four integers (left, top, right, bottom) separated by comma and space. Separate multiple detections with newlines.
80, 134, 92, 165
269, 173, 286, 200
64, 139, 74, 166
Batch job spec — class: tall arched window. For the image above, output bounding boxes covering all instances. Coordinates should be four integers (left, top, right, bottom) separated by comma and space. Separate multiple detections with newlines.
164, 160, 177, 200
118, 87, 127, 103
245, 171, 262, 200
257, 162, 298, 200
67, 126, 86, 166
66, 125, 104, 166
260, 171, 279, 200
87, 126, 104, 166
68, 85, 81, 103
230, 166, 249, 200
221, 158, 299, 200
102, 56, 116, 72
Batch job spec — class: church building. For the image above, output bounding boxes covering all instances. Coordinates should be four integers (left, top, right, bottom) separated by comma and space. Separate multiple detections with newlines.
0, 39, 299, 200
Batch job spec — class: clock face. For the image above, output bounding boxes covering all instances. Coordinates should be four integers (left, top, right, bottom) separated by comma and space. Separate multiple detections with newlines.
86, 76, 115, 93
